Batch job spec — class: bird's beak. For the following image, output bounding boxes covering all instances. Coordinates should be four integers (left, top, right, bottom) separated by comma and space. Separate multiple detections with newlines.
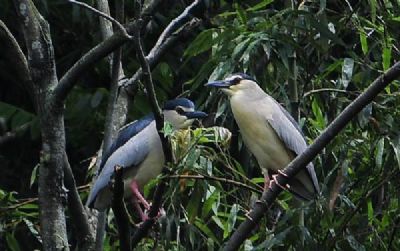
184, 111, 208, 119
205, 80, 231, 88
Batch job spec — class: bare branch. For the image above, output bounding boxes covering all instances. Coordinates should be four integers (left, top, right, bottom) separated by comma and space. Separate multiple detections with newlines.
165, 174, 262, 194
53, 0, 163, 105
68, 0, 131, 39
130, 2, 172, 247
13, 0, 69, 250
223, 61, 400, 250
54, 33, 130, 103
92, 0, 129, 249
153, 0, 202, 49
0, 20, 32, 89
111, 166, 131, 251
124, 0, 204, 90
63, 152, 95, 250
124, 18, 202, 92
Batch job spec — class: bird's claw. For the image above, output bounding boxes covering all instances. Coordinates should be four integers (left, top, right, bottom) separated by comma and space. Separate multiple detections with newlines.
270, 174, 290, 191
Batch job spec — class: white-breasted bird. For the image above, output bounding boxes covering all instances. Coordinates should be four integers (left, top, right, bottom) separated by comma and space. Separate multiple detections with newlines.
86, 98, 207, 220
206, 73, 319, 200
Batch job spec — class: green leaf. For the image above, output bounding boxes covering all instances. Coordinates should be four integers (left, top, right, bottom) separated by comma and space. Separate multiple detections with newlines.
388, 135, 400, 169
359, 31, 368, 55
374, 137, 384, 169
187, 186, 202, 222
194, 218, 219, 243
246, 0, 274, 12
382, 46, 391, 71
367, 199, 374, 223
6, 233, 21, 251
235, 4, 248, 26
369, 0, 377, 23
224, 204, 239, 239
184, 29, 215, 58
30, 163, 40, 188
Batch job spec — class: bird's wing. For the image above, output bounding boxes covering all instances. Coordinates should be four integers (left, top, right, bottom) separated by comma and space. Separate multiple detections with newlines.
86, 115, 155, 208
265, 97, 320, 195
98, 114, 154, 173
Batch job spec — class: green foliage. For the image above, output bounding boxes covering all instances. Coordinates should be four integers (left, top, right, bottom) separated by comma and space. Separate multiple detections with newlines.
1, 0, 400, 250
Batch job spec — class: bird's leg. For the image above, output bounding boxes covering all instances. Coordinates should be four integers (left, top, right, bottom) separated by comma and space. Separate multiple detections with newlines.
264, 173, 271, 190
132, 197, 149, 222
130, 180, 165, 221
130, 180, 150, 210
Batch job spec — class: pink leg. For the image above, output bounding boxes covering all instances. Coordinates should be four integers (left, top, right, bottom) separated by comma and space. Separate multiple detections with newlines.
130, 180, 150, 210
132, 197, 149, 222
264, 173, 270, 190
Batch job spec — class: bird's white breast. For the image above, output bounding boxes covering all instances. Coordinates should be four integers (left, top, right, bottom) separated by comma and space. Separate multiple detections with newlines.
230, 95, 293, 172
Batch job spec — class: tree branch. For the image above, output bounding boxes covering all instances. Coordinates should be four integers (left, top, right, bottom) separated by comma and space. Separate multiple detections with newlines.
223, 61, 400, 250
111, 166, 131, 251
63, 151, 95, 250
0, 20, 32, 90
130, 2, 172, 248
92, 0, 130, 250
123, 0, 204, 91
13, 0, 69, 250
68, 0, 131, 39
53, 30, 130, 104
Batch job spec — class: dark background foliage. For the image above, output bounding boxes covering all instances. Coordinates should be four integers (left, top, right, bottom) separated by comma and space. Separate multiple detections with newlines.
1, 0, 400, 250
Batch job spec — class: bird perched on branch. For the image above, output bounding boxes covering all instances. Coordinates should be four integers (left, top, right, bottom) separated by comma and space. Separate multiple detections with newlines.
86, 98, 207, 221
206, 73, 319, 200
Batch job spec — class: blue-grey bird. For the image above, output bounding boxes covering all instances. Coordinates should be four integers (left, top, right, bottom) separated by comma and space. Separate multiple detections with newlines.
86, 98, 207, 220
206, 73, 319, 200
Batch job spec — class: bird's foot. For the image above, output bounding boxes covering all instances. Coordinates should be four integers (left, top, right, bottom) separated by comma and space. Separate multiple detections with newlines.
270, 174, 290, 191
144, 206, 166, 219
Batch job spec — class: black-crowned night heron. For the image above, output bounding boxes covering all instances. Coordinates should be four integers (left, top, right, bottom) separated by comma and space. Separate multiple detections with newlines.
206, 73, 319, 200
86, 98, 207, 221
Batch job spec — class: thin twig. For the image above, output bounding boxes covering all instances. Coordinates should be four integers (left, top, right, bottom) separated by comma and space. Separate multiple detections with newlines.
130, 2, 169, 247
223, 61, 400, 250
68, 0, 131, 39
165, 174, 262, 194
303, 88, 358, 97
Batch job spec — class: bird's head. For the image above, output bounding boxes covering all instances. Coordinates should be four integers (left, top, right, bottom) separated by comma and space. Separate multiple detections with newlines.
205, 73, 258, 97
163, 98, 207, 129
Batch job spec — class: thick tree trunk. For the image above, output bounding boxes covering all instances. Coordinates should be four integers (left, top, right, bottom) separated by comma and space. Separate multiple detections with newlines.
13, 1, 70, 250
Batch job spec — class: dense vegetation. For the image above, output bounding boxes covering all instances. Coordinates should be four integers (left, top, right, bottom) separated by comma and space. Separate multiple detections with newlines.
0, 0, 399, 250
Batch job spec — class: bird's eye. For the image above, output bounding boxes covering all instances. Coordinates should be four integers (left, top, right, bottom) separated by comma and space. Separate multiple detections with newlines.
175, 107, 185, 115
231, 77, 242, 85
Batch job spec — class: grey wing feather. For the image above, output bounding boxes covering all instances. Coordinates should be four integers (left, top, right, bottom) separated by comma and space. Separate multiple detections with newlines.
86, 127, 152, 208
267, 97, 320, 194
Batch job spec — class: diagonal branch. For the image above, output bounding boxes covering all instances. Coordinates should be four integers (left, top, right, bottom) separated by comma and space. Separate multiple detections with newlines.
0, 20, 32, 90
129, 3, 172, 248
223, 61, 400, 251
123, 18, 202, 93
53, 31, 131, 104
68, 0, 131, 39
63, 151, 94, 250
124, 0, 203, 91
53, 0, 164, 107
